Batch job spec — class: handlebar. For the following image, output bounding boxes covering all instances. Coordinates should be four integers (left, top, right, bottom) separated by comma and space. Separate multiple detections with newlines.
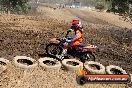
56, 31, 71, 42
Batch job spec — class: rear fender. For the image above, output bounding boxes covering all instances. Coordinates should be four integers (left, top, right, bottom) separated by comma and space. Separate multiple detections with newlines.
80, 45, 97, 52
84, 45, 97, 49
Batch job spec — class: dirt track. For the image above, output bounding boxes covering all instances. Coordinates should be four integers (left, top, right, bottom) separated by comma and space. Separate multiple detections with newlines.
0, 6, 132, 88
68, 8, 132, 29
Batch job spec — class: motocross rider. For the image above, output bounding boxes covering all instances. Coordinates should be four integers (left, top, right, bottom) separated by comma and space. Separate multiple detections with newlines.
57, 20, 83, 59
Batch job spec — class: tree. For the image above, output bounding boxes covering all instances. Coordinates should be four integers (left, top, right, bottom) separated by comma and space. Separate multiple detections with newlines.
0, 0, 31, 14
95, 2, 105, 11
106, 0, 130, 14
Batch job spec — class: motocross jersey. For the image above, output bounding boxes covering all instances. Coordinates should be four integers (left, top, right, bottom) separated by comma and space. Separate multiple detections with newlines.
71, 29, 83, 43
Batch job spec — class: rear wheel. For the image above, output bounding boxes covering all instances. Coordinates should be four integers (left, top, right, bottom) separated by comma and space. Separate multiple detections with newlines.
46, 43, 62, 57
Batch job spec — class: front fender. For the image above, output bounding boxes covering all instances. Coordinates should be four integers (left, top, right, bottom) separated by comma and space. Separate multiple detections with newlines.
49, 38, 60, 43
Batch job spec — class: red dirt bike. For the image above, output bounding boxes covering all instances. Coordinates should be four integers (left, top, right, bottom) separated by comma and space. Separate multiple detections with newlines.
45, 33, 97, 62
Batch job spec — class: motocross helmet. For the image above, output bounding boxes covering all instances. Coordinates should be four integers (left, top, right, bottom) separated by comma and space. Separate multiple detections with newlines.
70, 20, 82, 30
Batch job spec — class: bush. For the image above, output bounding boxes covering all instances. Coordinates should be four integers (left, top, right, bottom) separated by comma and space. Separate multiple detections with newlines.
95, 2, 105, 11
110, 7, 118, 13
106, 9, 110, 12
107, 0, 131, 15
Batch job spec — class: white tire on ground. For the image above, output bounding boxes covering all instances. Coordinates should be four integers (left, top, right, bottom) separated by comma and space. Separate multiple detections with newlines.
0, 58, 10, 74
14, 56, 38, 69
38, 57, 61, 71
62, 59, 83, 72
130, 74, 132, 83
84, 61, 105, 74
106, 65, 127, 74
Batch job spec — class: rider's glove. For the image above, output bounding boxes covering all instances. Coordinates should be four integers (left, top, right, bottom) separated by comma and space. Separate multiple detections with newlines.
67, 29, 73, 33
66, 39, 71, 42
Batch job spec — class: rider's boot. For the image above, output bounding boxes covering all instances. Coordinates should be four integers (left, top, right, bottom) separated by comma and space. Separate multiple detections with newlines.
62, 49, 67, 56
56, 49, 68, 60
62, 49, 69, 58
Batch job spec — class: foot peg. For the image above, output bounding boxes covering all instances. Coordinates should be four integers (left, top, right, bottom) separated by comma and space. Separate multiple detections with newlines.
56, 55, 64, 60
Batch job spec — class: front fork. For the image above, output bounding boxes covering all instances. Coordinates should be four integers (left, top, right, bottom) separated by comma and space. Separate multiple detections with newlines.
79, 52, 87, 63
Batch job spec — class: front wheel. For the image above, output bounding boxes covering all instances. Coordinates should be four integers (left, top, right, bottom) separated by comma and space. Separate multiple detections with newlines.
45, 43, 63, 57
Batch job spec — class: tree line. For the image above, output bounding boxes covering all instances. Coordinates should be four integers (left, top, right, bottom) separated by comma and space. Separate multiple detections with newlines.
106, 0, 132, 14
0, 0, 31, 14
0, 0, 132, 15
